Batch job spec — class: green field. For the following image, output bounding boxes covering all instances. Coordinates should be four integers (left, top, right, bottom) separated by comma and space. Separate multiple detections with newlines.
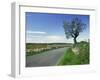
57, 41, 89, 65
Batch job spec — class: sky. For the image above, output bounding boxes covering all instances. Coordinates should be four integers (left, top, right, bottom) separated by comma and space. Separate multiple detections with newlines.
25, 12, 89, 43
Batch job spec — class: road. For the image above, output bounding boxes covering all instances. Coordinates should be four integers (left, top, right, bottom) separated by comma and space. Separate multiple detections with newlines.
26, 47, 68, 67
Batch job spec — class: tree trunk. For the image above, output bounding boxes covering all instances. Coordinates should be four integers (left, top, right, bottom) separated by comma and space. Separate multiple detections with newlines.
74, 37, 77, 44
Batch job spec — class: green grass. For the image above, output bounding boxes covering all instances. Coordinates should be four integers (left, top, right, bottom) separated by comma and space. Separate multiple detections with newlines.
57, 41, 89, 65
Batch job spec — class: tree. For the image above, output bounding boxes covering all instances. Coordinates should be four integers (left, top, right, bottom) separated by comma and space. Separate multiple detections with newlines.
63, 17, 86, 44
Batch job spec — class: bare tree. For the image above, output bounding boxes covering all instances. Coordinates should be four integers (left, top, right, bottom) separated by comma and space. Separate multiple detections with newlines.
63, 17, 86, 44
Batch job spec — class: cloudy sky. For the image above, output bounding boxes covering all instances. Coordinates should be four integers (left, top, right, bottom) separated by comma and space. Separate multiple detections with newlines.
25, 12, 89, 43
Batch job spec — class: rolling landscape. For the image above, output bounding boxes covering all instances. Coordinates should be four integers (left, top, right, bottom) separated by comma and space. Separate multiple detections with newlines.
25, 12, 90, 67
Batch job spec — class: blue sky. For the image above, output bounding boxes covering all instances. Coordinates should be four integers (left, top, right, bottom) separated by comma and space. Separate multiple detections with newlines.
26, 12, 89, 43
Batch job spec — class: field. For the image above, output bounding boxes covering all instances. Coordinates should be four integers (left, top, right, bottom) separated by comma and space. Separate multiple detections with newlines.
26, 43, 72, 56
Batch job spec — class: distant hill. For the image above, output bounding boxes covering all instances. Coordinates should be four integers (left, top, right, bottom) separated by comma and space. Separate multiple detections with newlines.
26, 43, 73, 45
26, 43, 73, 49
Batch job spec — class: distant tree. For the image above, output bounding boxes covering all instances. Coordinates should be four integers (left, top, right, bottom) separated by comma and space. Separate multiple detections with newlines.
63, 17, 86, 44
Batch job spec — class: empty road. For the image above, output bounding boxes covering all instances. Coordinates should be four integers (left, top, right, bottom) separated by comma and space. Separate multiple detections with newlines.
26, 47, 68, 67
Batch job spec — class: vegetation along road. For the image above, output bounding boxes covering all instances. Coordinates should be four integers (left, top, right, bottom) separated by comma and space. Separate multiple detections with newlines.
26, 47, 68, 67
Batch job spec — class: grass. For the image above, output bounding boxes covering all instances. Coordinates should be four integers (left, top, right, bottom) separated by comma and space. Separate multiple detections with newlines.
26, 43, 48, 56
57, 41, 89, 65
26, 43, 47, 49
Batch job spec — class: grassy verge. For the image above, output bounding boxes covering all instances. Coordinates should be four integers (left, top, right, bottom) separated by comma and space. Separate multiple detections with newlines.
57, 41, 89, 65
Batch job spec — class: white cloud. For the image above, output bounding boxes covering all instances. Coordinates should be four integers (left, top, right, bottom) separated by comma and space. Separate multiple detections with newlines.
46, 36, 66, 42
27, 30, 46, 34
26, 31, 89, 43
26, 34, 73, 43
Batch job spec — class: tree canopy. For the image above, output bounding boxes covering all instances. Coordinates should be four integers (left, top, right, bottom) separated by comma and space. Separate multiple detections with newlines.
63, 17, 86, 44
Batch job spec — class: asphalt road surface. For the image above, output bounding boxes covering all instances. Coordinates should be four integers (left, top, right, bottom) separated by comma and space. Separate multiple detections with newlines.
26, 47, 68, 67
